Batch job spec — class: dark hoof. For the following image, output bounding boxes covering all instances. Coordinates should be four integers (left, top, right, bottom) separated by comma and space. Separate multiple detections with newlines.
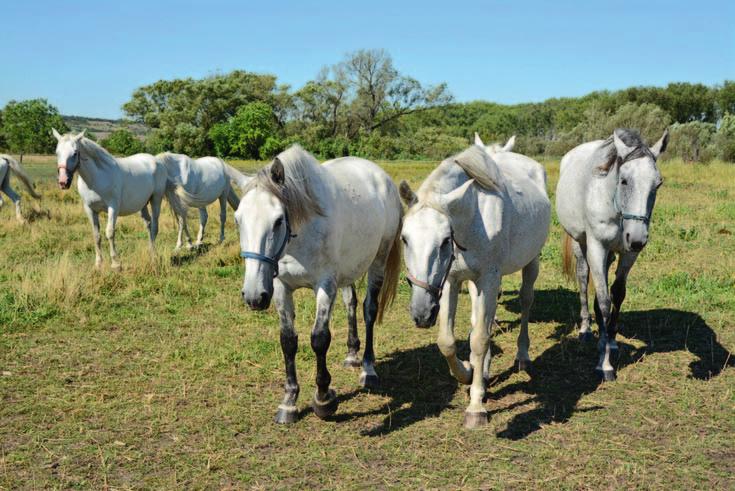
274, 406, 299, 424
597, 369, 616, 382
343, 356, 362, 368
579, 331, 594, 342
464, 411, 488, 429
312, 389, 339, 419
360, 372, 380, 390
516, 358, 531, 372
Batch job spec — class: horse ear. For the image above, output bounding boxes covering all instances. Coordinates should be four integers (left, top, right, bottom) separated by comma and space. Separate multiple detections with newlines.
651, 128, 669, 158
438, 179, 475, 216
474, 132, 484, 147
270, 157, 285, 185
52, 128, 61, 141
503, 135, 516, 152
74, 130, 85, 142
613, 129, 635, 160
399, 180, 418, 207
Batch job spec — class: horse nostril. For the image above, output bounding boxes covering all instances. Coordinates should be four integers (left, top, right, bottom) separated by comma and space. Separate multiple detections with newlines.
630, 240, 645, 252
259, 292, 268, 305
625, 233, 630, 243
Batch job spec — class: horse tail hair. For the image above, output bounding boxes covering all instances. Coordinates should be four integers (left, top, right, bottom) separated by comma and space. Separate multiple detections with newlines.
7, 156, 41, 199
561, 232, 575, 282
226, 183, 240, 210
377, 207, 403, 325
223, 163, 252, 192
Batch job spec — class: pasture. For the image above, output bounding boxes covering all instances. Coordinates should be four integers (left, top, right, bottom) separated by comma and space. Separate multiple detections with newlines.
1, 156, 733, 489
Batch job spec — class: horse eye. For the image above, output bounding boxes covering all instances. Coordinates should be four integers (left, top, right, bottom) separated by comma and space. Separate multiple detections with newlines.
621, 179, 628, 186
401, 235, 408, 246
274, 217, 283, 228
656, 178, 664, 189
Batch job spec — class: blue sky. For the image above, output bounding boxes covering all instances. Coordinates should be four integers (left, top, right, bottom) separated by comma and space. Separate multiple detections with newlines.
1, 0, 732, 119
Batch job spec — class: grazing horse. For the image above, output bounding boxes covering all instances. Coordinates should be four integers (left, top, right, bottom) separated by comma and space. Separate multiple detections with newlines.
156, 152, 241, 249
557, 128, 668, 381
0, 154, 40, 222
399, 140, 550, 428
53, 129, 168, 270
234, 144, 403, 424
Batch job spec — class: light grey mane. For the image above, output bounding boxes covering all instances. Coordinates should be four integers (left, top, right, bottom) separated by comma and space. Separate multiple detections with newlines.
411, 145, 503, 213
242, 144, 325, 228
595, 128, 656, 174
78, 137, 120, 167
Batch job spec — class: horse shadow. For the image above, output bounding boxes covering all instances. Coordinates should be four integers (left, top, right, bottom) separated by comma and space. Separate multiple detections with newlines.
170, 243, 212, 266
332, 339, 505, 436
492, 287, 733, 440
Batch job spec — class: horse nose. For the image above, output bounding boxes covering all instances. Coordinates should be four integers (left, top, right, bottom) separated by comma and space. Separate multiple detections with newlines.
630, 240, 645, 252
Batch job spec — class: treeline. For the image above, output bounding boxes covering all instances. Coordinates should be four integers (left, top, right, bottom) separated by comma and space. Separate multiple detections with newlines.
1, 49, 734, 162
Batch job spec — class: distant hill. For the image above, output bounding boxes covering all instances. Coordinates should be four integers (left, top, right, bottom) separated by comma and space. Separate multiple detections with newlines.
62, 115, 149, 141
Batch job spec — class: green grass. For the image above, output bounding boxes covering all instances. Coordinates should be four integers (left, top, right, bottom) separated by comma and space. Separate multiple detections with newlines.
0, 156, 733, 489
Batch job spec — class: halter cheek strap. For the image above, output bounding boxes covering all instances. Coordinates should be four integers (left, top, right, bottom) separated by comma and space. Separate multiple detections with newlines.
240, 214, 296, 278
405, 229, 466, 300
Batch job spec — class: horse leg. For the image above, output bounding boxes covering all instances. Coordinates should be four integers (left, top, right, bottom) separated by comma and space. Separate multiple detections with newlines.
218, 194, 227, 243
1, 182, 24, 223
437, 280, 472, 385
149, 192, 163, 248
572, 240, 593, 341
609, 252, 638, 343
140, 205, 153, 249
106, 206, 121, 271
342, 285, 361, 368
465, 273, 501, 429
84, 204, 103, 268
311, 278, 338, 419
273, 281, 300, 424
360, 271, 383, 389
587, 240, 615, 381
515, 256, 539, 372
195, 207, 208, 246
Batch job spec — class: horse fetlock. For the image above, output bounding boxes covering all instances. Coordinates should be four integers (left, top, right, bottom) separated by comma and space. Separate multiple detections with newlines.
343, 352, 362, 368
359, 364, 379, 389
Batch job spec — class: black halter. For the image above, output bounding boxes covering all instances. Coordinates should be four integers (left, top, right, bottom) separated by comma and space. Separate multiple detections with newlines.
240, 213, 296, 277
613, 149, 654, 225
405, 229, 466, 300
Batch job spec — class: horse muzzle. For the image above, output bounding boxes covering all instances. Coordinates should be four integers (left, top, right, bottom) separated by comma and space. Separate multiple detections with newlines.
58, 168, 73, 189
410, 299, 439, 328
242, 289, 272, 311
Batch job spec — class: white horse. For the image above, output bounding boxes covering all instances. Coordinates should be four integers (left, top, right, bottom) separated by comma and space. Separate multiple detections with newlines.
234, 144, 403, 424
0, 154, 40, 222
156, 152, 241, 249
557, 128, 668, 381
53, 129, 168, 270
399, 140, 550, 428
476, 133, 516, 154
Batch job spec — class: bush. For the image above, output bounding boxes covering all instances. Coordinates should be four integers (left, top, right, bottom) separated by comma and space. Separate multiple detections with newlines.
713, 113, 735, 162
208, 102, 278, 159
667, 122, 716, 162
101, 129, 144, 156
259, 136, 285, 160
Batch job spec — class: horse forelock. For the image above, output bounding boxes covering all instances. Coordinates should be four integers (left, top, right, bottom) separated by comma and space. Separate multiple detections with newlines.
596, 129, 657, 174
243, 144, 325, 229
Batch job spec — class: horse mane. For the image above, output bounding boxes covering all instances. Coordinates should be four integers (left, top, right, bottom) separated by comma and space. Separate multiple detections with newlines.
595, 128, 656, 173
242, 144, 325, 229
78, 137, 120, 167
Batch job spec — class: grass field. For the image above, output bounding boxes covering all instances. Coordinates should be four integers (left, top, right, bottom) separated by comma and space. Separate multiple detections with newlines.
1, 156, 733, 489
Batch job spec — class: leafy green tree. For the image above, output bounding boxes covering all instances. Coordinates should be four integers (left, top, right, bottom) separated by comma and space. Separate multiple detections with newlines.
714, 113, 735, 162
208, 102, 278, 159
668, 122, 716, 162
101, 128, 144, 155
1, 99, 68, 153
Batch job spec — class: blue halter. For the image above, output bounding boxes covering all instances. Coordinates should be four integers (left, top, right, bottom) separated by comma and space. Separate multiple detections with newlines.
240, 213, 295, 278
613, 190, 650, 225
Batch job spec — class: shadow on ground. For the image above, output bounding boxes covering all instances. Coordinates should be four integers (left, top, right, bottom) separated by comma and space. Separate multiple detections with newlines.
170, 243, 212, 266
492, 287, 734, 440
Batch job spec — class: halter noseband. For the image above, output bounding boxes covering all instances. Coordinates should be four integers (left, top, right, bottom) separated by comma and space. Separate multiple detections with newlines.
58, 150, 81, 173
240, 213, 296, 277
405, 229, 466, 300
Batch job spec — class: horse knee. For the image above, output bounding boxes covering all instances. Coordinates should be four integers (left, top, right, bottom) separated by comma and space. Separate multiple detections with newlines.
437, 333, 456, 358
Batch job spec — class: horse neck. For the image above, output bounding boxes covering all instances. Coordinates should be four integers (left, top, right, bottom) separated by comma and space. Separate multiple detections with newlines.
77, 144, 117, 189
592, 165, 620, 217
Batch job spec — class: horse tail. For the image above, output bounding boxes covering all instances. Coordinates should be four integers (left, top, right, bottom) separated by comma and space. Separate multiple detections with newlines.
561, 232, 576, 282
7, 156, 41, 199
376, 207, 403, 325
226, 183, 240, 210
223, 163, 252, 192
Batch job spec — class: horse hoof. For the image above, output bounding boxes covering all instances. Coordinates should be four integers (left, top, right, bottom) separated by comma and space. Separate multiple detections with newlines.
463, 411, 488, 429
312, 389, 338, 419
597, 369, 616, 382
360, 372, 380, 390
343, 356, 362, 369
516, 359, 531, 372
274, 405, 299, 424
111, 263, 122, 272
579, 331, 594, 342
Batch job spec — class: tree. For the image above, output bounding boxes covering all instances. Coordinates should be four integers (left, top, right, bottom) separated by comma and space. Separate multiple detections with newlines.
1, 99, 68, 153
101, 128, 144, 155
124, 71, 288, 155
208, 102, 278, 159
667, 122, 716, 162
